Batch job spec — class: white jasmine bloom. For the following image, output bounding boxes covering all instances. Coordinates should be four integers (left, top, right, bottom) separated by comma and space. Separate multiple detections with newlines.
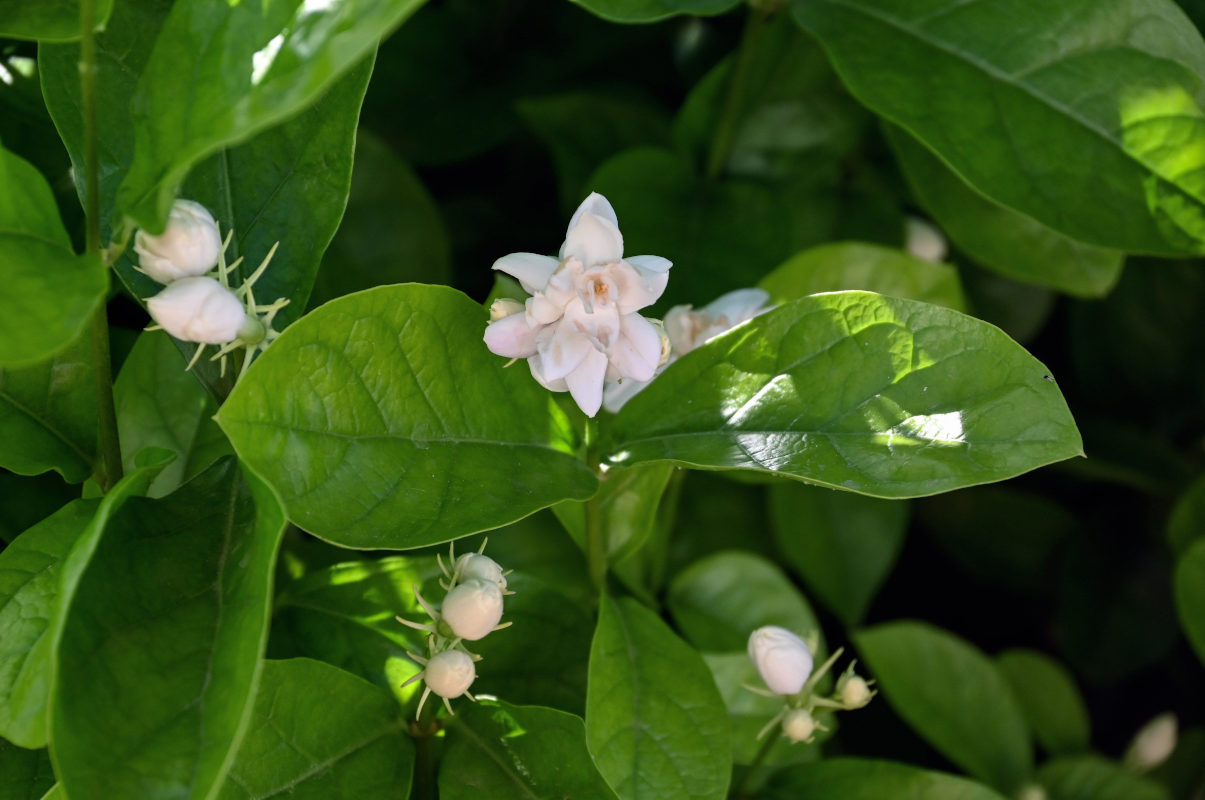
483, 192, 672, 417
904, 217, 947, 263
781, 708, 817, 743
441, 578, 504, 641
134, 199, 222, 284
424, 649, 477, 699
1124, 713, 1177, 771
603, 287, 772, 413
748, 626, 813, 696
146, 276, 251, 344
456, 553, 507, 592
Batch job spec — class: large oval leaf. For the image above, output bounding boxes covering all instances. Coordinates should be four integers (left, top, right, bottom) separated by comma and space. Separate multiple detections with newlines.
218, 284, 598, 548
586, 595, 730, 800
51, 460, 287, 800
996, 649, 1090, 757
216, 659, 413, 800
764, 758, 1010, 800
0, 0, 112, 41
855, 621, 1033, 795
1038, 755, 1171, 800
1175, 537, 1205, 667
570, 0, 740, 24
792, 0, 1205, 254
609, 291, 1082, 498
0, 740, 54, 800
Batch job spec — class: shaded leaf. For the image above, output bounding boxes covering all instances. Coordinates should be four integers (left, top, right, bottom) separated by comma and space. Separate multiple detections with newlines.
1175, 537, 1205, 667
0, 0, 113, 42
1038, 755, 1171, 800
996, 649, 1091, 756
0, 739, 55, 800
570, 0, 740, 24
764, 758, 1011, 800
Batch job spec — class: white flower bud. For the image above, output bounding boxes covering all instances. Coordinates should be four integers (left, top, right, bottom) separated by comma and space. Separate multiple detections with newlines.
424, 649, 476, 699
1124, 712, 1177, 772
1016, 785, 1047, 800
489, 298, 525, 322
456, 553, 507, 591
904, 217, 948, 263
748, 626, 813, 696
781, 708, 816, 743
441, 578, 504, 641
134, 199, 222, 284
146, 277, 250, 344
839, 675, 872, 709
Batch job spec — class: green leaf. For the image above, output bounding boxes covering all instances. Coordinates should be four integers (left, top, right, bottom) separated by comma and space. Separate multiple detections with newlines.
667, 550, 822, 653
217, 659, 412, 800
440, 699, 618, 800
764, 758, 1011, 800
1038, 755, 1171, 800
553, 462, 675, 564
51, 459, 287, 800
0, 500, 97, 748
768, 482, 909, 626
569, 0, 740, 24
218, 284, 598, 549
996, 649, 1090, 756
1175, 537, 1205, 666
0, 337, 96, 483
0, 740, 55, 800
959, 267, 1055, 345
0, 0, 113, 42
114, 330, 230, 498
586, 595, 731, 800
759, 242, 966, 310
116, 0, 423, 233
885, 125, 1123, 298
792, 0, 1205, 254
609, 291, 1083, 498
855, 621, 1033, 794
309, 131, 451, 309
0, 143, 105, 368
1168, 472, 1205, 555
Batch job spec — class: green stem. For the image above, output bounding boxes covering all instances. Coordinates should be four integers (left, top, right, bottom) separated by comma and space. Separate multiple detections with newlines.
705, 7, 770, 182
408, 695, 441, 800
80, 0, 122, 493
585, 418, 606, 598
730, 728, 782, 799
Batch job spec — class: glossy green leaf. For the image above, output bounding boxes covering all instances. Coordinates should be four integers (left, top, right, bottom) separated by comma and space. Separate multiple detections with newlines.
309, 131, 451, 308
1168, 472, 1205, 555
0, 337, 96, 483
885, 126, 1123, 298
553, 462, 675, 564
51, 459, 287, 800
769, 482, 909, 626
0, 0, 113, 42
569, 0, 740, 23
792, 0, 1205, 254
667, 550, 822, 653
114, 330, 230, 498
609, 291, 1083, 498
855, 621, 1032, 794
0, 500, 97, 748
759, 242, 966, 310
0, 740, 55, 800
0, 143, 104, 368
1038, 756, 1171, 800
440, 699, 618, 800
37, 787, 63, 800
218, 284, 598, 549
216, 659, 412, 800
116, 0, 423, 233
764, 758, 1011, 800
1175, 537, 1205, 666
996, 649, 1090, 756
586, 595, 730, 800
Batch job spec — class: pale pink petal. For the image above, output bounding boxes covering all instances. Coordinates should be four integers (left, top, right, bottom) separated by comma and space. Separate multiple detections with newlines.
566, 348, 609, 417
560, 212, 623, 267
538, 325, 595, 382
526, 294, 565, 325
566, 192, 619, 235
610, 260, 670, 314
528, 354, 568, 392
608, 313, 661, 382
702, 288, 771, 325
483, 313, 542, 358
562, 296, 621, 349
492, 252, 559, 293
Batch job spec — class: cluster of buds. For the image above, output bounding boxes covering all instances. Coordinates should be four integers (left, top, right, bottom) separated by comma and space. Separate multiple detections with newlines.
746, 626, 874, 744
396, 541, 514, 717
137, 199, 289, 378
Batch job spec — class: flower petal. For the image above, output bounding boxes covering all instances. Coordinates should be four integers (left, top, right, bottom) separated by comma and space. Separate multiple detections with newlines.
609, 313, 662, 382
566, 347, 609, 417
603, 376, 651, 413
611, 259, 671, 314
566, 192, 619, 235
492, 252, 559, 293
702, 287, 771, 323
560, 211, 623, 267
538, 325, 595, 382
483, 312, 542, 358
528, 354, 568, 392
526, 294, 566, 326
626, 254, 672, 275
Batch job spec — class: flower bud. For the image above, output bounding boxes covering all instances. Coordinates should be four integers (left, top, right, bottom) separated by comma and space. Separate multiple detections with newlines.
441, 578, 504, 641
424, 650, 476, 699
456, 553, 507, 591
904, 217, 947, 263
489, 297, 525, 322
838, 675, 872, 709
1016, 785, 1047, 800
748, 626, 813, 696
781, 708, 816, 743
134, 199, 222, 284
1124, 712, 1177, 772
146, 277, 251, 344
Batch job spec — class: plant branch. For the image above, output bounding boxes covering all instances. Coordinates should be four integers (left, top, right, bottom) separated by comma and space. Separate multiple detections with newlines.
585, 418, 607, 598
730, 727, 782, 799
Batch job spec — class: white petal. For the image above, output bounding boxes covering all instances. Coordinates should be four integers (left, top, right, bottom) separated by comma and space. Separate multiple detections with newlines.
609, 314, 662, 382
565, 348, 609, 418
528, 354, 568, 392
560, 211, 623, 267
702, 288, 771, 323
566, 192, 619, 235
483, 313, 541, 358
610, 260, 670, 314
602, 376, 651, 413
626, 254, 672, 275
538, 325, 594, 382
492, 252, 559, 293
526, 293, 566, 326
146, 276, 246, 344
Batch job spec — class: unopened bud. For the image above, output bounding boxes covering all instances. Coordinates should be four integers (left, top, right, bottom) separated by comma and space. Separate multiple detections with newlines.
424, 650, 476, 699
456, 553, 507, 591
489, 298, 524, 322
838, 675, 873, 709
146, 277, 248, 344
782, 708, 816, 743
134, 199, 222, 284
1124, 713, 1177, 772
904, 217, 947, 263
441, 578, 504, 641
748, 626, 813, 696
